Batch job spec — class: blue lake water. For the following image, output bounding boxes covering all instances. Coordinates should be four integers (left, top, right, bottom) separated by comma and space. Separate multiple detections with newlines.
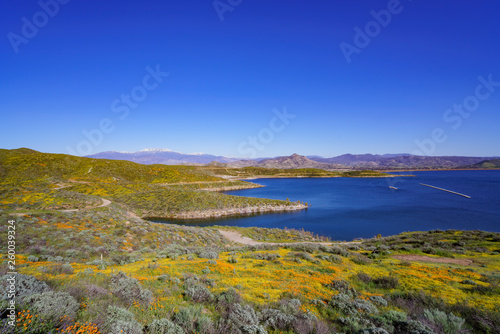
154, 170, 500, 241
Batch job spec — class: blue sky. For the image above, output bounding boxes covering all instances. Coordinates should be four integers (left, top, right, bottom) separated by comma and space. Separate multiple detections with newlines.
1, 0, 499, 158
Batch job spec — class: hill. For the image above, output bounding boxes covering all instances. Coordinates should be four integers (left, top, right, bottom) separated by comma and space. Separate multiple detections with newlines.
307, 154, 492, 169
0, 148, 305, 219
469, 159, 500, 169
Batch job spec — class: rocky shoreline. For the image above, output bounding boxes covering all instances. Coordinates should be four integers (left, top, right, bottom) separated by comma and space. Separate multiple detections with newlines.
146, 203, 308, 220
201, 184, 264, 192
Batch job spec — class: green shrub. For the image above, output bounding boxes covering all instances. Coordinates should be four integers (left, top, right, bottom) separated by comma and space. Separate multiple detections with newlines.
184, 283, 213, 303
369, 295, 388, 307
373, 276, 399, 289
330, 293, 378, 318
149, 318, 185, 334
110, 271, 154, 305
227, 303, 266, 334
82, 268, 94, 275
260, 308, 295, 331
61, 263, 74, 274
356, 328, 389, 334
356, 272, 373, 284
105, 305, 143, 334
27, 255, 39, 262
216, 288, 242, 314
423, 308, 466, 334
0, 274, 50, 301
393, 319, 434, 334
173, 305, 214, 333
326, 280, 358, 298
198, 251, 219, 259
328, 246, 351, 257
292, 252, 315, 262
350, 253, 373, 265
23, 291, 79, 323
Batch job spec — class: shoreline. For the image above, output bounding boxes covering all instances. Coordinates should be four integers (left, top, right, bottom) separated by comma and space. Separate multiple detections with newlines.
200, 184, 264, 192
236, 174, 405, 180
145, 203, 308, 220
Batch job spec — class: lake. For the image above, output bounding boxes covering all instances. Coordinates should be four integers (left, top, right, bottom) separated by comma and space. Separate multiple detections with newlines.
153, 170, 500, 241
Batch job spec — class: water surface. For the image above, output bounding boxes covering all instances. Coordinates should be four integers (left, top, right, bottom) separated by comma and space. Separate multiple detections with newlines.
153, 170, 500, 241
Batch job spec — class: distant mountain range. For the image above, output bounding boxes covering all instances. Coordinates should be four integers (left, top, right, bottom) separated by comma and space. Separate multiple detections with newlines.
85, 148, 241, 165
85, 149, 499, 170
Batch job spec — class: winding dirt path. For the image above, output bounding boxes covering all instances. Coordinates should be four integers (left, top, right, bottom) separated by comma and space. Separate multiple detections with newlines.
61, 198, 111, 212
218, 230, 359, 246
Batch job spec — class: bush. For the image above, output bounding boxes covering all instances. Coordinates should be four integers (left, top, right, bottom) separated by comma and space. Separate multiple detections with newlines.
383, 310, 407, 323
199, 251, 219, 259
227, 303, 266, 333
24, 291, 79, 323
216, 288, 242, 314
105, 305, 143, 334
329, 246, 351, 257
373, 276, 399, 289
290, 243, 320, 253
173, 305, 214, 334
292, 252, 315, 262
329, 254, 343, 263
393, 319, 434, 334
27, 255, 39, 262
350, 253, 373, 265
149, 318, 185, 334
423, 308, 466, 334
245, 252, 281, 261
357, 328, 389, 334
260, 308, 295, 331
356, 272, 373, 284
369, 295, 388, 307
84, 284, 109, 298
330, 293, 378, 318
82, 268, 94, 275
61, 263, 74, 275
327, 280, 358, 298
110, 271, 154, 305
184, 283, 213, 303
279, 298, 302, 316
0, 274, 50, 301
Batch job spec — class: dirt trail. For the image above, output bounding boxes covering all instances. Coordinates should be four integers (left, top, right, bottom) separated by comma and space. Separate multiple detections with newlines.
218, 230, 359, 246
392, 254, 473, 266
61, 198, 112, 212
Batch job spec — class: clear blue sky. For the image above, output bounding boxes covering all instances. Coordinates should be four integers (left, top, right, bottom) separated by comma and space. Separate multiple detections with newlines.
1, 0, 499, 158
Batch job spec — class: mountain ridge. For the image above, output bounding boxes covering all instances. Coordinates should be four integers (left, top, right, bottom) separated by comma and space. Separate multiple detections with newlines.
85, 149, 498, 170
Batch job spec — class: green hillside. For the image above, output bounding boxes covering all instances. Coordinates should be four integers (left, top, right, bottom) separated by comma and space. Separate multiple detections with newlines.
471, 159, 500, 169
0, 148, 300, 217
